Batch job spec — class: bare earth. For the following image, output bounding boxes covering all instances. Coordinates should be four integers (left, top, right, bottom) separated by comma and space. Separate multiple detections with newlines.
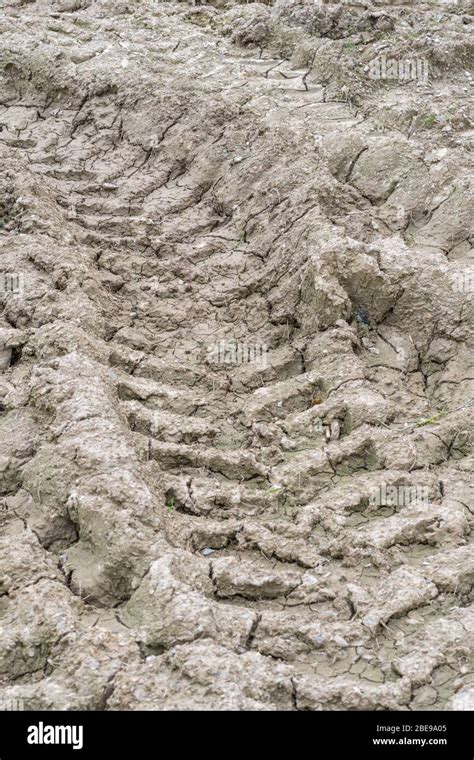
0, 0, 473, 710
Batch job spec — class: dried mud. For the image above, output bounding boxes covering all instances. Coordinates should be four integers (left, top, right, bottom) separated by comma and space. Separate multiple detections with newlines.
0, 0, 473, 711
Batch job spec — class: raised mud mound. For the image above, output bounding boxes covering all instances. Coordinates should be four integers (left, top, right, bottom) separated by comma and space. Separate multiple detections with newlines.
0, 0, 473, 711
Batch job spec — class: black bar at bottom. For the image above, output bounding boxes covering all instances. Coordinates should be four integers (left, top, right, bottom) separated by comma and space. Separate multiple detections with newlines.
0, 710, 471, 757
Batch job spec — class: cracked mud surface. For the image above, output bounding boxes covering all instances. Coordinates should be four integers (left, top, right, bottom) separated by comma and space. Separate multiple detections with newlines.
0, 0, 473, 711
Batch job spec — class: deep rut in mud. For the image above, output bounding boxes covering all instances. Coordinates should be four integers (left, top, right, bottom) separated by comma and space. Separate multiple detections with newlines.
0, 0, 473, 710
